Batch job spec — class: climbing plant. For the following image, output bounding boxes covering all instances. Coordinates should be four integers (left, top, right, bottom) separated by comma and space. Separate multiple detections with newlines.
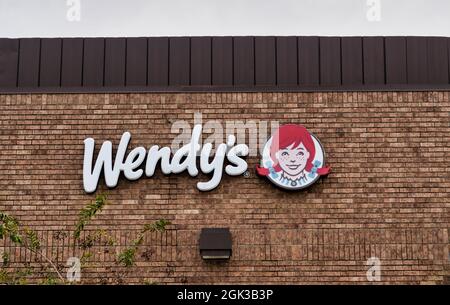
74, 193, 108, 240
0, 212, 64, 284
117, 219, 171, 267
1, 194, 172, 284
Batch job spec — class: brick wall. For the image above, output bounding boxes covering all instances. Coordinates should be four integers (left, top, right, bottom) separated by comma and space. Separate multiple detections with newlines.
0, 92, 449, 284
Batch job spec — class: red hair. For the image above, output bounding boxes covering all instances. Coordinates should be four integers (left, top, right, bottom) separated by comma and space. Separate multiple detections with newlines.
256, 124, 330, 176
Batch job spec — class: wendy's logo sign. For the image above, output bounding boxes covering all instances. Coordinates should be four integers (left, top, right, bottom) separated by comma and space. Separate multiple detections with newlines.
256, 124, 330, 190
82, 125, 249, 193
82, 121, 330, 193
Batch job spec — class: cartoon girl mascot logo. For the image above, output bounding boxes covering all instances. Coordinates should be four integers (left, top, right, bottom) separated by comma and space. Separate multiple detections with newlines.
256, 124, 331, 190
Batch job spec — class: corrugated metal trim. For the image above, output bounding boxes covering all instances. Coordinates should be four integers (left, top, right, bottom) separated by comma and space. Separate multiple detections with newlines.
0, 36, 449, 93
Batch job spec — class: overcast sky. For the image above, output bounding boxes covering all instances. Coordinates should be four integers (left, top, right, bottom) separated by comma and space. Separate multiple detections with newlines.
0, 0, 449, 37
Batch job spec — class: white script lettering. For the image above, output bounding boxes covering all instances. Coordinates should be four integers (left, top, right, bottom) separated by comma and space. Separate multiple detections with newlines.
83, 125, 249, 192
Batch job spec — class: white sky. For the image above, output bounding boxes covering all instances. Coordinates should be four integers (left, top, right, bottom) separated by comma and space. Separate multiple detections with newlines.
0, 0, 449, 38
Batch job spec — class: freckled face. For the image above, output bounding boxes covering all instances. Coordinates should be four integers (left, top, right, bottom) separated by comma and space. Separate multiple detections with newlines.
275, 142, 310, 176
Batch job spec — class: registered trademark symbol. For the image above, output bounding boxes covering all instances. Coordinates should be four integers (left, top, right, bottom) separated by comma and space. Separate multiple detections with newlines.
243, 171, 250, 178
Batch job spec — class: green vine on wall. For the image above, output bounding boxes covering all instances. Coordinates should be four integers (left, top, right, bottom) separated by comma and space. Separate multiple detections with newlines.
74, 193, 108, 240
1, 194, 173, 284
117, 219, 171, 267
0, 213, 64, 283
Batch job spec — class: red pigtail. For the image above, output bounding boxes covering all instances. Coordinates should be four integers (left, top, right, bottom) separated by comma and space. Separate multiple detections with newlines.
255, 165, 270, 176
317, 165, 331, 175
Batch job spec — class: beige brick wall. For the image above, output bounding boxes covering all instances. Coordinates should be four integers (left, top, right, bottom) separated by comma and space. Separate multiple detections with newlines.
0, 92, 449, 284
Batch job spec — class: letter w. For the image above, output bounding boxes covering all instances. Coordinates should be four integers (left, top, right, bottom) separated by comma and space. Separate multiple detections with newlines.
83, 132, 130, 193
